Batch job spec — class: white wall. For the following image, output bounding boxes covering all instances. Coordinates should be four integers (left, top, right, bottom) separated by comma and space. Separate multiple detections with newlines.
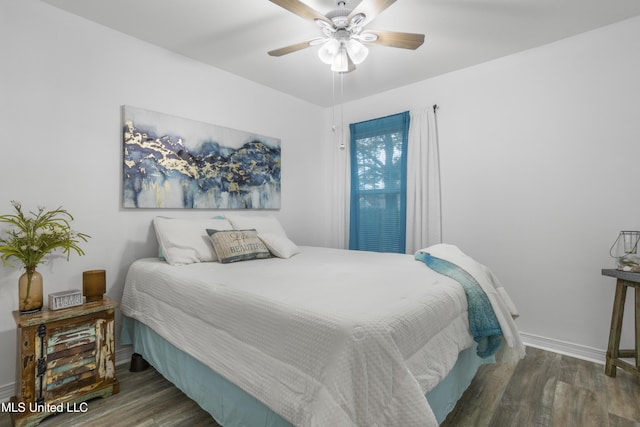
335, 15, 640, 359
0, 0, 325, 392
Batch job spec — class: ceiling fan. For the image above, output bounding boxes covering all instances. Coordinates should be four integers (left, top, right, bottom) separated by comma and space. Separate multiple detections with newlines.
268, 0, 425, 73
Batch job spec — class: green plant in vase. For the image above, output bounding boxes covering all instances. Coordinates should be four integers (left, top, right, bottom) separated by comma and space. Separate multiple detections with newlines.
0, 201, 90, 312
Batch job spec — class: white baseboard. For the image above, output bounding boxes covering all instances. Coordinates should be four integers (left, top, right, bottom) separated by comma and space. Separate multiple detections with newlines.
0, 381, 13, 405
0, 346, 135, 403
115, 345, 134, 367
520, 332, 606, 365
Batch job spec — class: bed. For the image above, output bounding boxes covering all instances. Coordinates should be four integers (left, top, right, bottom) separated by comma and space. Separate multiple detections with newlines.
120, 215, 524, 427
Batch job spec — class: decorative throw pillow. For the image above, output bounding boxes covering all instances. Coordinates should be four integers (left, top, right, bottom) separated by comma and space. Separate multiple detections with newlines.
154, 216, 233, 265
207, 229, 271, 264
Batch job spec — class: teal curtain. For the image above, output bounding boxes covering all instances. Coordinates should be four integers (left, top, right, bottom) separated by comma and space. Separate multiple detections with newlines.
349, 111, 410, 253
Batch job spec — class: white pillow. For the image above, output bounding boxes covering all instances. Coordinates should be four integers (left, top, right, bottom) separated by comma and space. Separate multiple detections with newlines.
154, 216, 233, 265
259, 233, 301, 259
225, 214, 288, 237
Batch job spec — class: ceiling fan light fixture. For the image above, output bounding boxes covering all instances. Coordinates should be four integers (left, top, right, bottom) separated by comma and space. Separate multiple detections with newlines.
346, 39, 368, 64
318, 38, 341, 64
268, 0, 426, 73
331, 46, 349, 73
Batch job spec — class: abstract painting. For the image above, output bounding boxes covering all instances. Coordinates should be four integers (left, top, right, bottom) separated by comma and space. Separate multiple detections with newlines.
122, 106, 281, 209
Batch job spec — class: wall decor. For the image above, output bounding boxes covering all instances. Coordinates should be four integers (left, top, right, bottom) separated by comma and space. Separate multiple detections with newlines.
122, 106, 281, 209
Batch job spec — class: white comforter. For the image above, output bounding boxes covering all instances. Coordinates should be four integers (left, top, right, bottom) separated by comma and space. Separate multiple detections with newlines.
121, 246, 475, 427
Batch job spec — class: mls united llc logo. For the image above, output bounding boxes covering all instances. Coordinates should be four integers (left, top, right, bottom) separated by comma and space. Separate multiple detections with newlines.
1, 401, 88, 414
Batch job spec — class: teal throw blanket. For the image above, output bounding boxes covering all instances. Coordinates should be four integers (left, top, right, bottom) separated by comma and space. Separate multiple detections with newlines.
415, 252, 503, 358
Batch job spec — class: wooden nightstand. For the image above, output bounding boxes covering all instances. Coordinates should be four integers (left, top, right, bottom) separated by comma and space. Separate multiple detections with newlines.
10, 296, 120, 427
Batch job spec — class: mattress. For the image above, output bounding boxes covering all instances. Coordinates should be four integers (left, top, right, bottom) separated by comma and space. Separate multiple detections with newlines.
121, 246, 477, 427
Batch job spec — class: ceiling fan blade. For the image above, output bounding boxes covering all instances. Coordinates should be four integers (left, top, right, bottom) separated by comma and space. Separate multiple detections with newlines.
268, 39, 316, 57
348, 0, 397, 27
365, 30, 425, 49
269, 0, 332, 26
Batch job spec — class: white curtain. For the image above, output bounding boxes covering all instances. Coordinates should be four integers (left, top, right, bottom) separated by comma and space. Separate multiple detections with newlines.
405, 107, 442, 253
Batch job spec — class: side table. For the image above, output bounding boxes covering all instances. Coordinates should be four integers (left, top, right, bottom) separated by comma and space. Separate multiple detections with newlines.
601, 269, 640, 377
11, 296, 120, 426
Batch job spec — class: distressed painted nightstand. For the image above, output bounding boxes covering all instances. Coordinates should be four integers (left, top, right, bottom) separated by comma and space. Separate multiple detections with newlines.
601, 269, 640, 377
10, 296, 119, 427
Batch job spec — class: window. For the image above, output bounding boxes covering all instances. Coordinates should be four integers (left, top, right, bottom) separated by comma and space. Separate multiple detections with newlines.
349, 112, 410, 253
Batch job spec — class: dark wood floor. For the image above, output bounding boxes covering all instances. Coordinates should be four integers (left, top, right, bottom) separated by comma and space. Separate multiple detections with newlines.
1, 346, 638, 426
1, 366, 220, 427
441, 347, 640, 427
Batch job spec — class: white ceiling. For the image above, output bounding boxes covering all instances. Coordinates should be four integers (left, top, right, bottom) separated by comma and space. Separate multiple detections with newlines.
41, 0, 640, 107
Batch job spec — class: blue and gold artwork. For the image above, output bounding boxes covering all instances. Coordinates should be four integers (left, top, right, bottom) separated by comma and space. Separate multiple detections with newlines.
122, 106, 281, 209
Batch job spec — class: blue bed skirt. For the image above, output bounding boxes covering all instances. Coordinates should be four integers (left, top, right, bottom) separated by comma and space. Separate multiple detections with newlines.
121, 317, 490, 426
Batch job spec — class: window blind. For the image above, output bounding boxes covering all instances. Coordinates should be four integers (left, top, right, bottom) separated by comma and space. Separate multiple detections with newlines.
349, 111, 410, 253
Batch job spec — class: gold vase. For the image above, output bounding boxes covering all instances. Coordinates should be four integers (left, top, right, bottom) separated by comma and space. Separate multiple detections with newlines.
18, 267, 43, 313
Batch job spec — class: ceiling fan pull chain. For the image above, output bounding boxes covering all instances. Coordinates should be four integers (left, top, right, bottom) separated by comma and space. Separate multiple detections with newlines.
332, 71, 336, 135
339, 72, 345, 150
331, 71, 346, 150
